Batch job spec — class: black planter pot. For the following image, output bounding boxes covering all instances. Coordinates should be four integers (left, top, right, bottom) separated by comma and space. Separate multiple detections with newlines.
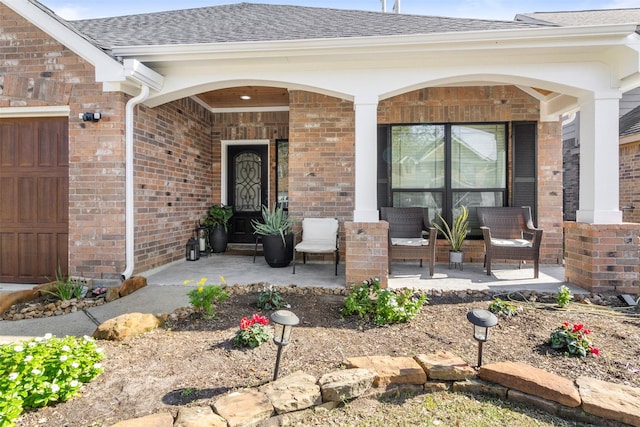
209, 226, 228, 253
261, 233, 294, 268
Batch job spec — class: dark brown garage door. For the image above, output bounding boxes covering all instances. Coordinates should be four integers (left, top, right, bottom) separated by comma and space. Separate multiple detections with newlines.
0, 117, 69, 283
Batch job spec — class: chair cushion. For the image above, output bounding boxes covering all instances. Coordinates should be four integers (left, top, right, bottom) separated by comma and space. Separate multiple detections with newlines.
390, 238, 430, 247
295, 242, 337, 253
490, 238, 532, 248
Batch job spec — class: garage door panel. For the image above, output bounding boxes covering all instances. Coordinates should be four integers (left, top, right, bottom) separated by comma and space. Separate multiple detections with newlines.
18, 122, 36, 167
0, 124, 15, 167
17, 232, 37, 278
0, 177, 16, 222
18, 177, 36, 223
0, 233, 18, 279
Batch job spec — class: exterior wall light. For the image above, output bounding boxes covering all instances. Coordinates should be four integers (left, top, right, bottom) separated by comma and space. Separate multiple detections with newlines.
270, 309, 299, 380
466, 308, 498, 367
79, 112, 101, 122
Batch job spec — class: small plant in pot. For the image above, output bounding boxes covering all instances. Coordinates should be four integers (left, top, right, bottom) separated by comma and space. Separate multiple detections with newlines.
202, 203, 233, 253
432, 205, 469, 270
251, 204, 294, 268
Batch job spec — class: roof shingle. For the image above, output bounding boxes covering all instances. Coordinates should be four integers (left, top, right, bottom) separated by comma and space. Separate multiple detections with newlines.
68, 2, 552, 49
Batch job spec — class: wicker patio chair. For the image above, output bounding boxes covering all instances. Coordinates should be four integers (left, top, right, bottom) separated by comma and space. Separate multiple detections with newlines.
476, 206, 543, 278
292, 218, 340, 275
380, 207, 437, 276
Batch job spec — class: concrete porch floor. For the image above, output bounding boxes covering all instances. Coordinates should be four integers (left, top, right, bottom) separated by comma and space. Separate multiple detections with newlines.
142, 252, 583, 295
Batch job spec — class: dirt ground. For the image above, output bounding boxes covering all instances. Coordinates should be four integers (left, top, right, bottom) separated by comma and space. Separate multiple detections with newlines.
11, 285, 640, 427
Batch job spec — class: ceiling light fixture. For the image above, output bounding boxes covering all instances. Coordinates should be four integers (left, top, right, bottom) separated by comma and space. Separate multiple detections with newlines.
240, 95, 251, 100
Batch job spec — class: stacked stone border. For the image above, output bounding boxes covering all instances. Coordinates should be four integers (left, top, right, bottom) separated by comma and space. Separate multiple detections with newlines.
111, 351, 640, 427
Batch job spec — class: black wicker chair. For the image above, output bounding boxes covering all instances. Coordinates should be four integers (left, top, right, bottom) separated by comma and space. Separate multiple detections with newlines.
380, 207, 437, 276
476, 206, 543, 278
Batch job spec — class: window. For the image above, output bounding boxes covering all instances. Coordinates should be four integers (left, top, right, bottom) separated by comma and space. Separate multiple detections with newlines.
382, 123, 508, 236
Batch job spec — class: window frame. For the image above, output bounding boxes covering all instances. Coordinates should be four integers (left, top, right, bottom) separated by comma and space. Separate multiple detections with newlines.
385, 122, 510, 237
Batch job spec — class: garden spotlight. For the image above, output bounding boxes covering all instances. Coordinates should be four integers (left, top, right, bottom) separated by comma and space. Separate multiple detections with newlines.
270, 309, 299, 380
466, 308, 498, 367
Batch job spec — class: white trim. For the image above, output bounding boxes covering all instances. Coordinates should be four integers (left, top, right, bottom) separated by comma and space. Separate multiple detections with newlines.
211, 106, 289, 113
0, 106, 70, 118
220, 139, 270, 206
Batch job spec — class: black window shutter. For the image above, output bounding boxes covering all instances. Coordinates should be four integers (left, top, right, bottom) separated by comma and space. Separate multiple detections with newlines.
377, 125, 390, 209
512, 122, 537, 224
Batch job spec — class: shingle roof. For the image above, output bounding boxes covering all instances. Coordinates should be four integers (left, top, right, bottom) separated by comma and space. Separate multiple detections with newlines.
515, 8, 640, 26
68, 2, 552, 49
620, 104, 640, 137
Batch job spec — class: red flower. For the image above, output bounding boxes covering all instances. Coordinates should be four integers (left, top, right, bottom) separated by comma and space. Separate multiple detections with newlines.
583, 328, 591, 335
589, 346, 600, 356
572, 323, 584, 333
240, 317, 251, 329
563, 321, 570, 328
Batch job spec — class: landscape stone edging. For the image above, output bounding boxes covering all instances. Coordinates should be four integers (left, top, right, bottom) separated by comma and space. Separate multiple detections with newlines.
110, 353, 639, 427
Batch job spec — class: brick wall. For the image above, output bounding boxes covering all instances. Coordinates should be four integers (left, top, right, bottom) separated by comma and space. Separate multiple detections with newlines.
288, 91, 355, 264
378, 86, 564, 265
620, 139, 640, 223
565, 221, 640, 293
133, 99, 214, 274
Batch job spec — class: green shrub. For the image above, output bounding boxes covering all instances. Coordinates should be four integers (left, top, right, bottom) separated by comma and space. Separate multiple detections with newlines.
488, 298, 518, 317
342, 279, 427, 326
0, 334, 104, 427
41, 266, 85, 301
257, 286, 288, 311
556, 285, 573, 308
187, 284, 228, 318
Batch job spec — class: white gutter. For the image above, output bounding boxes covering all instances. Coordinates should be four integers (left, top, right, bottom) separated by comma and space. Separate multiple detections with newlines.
121, 85, 150, 280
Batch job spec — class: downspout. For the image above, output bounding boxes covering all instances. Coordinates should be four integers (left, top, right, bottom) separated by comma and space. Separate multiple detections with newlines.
121, 85, 150, 280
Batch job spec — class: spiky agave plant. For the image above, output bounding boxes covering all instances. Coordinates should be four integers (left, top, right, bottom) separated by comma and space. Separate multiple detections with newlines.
251, 204, 293, 244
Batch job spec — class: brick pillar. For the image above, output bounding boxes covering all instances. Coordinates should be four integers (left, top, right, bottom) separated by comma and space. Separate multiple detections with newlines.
345, 221, 389, 288
564, 221, 640, 294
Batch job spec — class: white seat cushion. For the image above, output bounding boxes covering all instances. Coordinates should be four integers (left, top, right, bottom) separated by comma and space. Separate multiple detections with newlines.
390, 238, 430, 247
490, 238, 532, 248
295, 218, 339, 253
295, 242, 337, 253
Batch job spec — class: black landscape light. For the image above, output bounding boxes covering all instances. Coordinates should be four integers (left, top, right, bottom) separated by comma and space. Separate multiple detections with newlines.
466, 308, 498, 367
270, 309, 299, 380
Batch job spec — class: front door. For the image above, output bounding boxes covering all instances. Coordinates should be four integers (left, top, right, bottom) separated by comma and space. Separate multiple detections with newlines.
227, 145, 268, 243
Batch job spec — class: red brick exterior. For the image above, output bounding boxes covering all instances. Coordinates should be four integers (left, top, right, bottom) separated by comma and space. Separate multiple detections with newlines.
565, 221, 640, 293
620, 139, 640, 224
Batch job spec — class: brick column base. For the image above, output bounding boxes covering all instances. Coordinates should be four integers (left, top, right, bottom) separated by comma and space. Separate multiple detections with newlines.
564, 221, 640, 294
345, 221, 389, 288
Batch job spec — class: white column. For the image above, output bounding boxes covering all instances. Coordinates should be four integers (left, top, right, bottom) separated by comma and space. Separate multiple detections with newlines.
575, 92, 623, 224
353, 95, 379, 222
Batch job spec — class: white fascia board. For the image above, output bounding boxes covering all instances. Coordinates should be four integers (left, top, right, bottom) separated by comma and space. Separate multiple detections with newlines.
3, 0, 122, 82
111, 24, 640, 63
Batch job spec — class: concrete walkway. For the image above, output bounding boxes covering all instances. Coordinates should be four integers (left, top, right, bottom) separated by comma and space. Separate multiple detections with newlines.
1, 254, 580, 343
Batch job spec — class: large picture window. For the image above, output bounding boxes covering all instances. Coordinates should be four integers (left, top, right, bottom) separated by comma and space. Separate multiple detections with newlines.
387, 123, 508, 236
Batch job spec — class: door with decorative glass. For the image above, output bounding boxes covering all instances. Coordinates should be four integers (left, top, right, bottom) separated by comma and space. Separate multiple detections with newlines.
227, 145, 268, 243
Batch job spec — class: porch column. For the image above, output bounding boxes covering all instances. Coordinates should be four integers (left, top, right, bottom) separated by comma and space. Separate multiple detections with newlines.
565, 91, 640, 294
346, 94, 388, 287
353, 94, 379, 222
575, 92, 622, 224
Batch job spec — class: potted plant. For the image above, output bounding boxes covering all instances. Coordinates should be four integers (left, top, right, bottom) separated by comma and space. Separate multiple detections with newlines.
432, 205, 469, 269
202, 203, 233, 253
251, 204, 294, 267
